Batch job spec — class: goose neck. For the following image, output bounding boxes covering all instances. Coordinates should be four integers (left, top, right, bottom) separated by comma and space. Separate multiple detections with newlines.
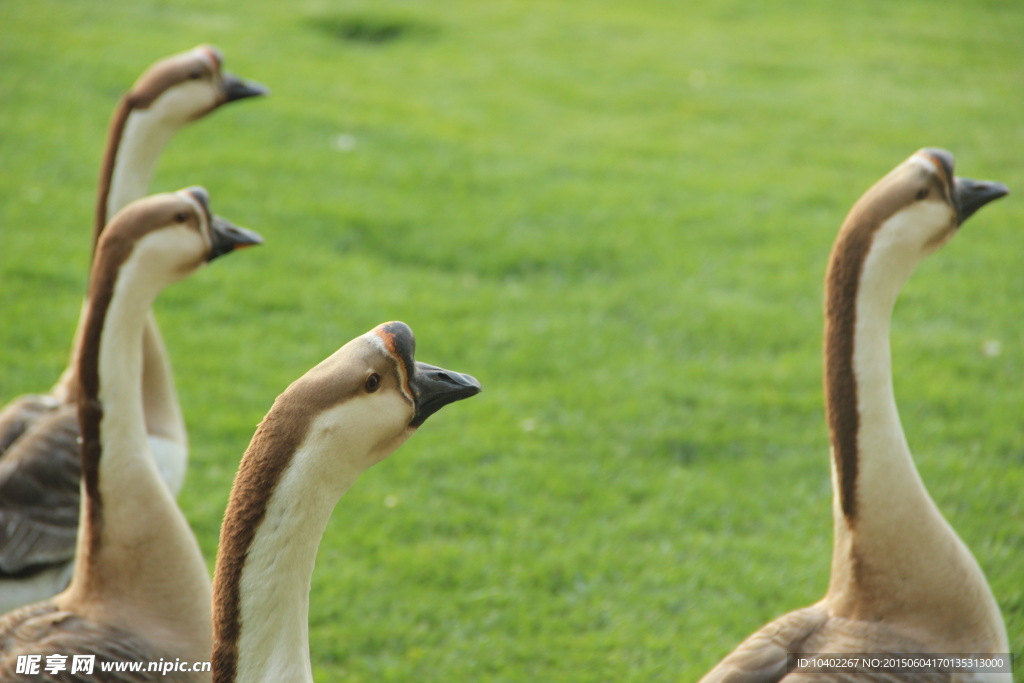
65, 248, 211, 649
103, 106, 178, 227
214, 413, 365, 683
72, 251, 161, 572
55, 100, 175, 404
824, 218, 923, 529
82, 257, 163, 507
822, 218, 1004, 639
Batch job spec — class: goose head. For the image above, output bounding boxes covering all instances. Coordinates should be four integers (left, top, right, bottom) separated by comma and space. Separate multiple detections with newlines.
95, 187, 263, 294
126, 45, 268, 123
845, 148, 1008, 261
274, 322, 482, 476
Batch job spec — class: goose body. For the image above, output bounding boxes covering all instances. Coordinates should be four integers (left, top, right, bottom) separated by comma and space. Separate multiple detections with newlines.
211, 322, 481, 683
0, 189, 262, 681
699, 150, 1010, 683
0, 46, 266, 612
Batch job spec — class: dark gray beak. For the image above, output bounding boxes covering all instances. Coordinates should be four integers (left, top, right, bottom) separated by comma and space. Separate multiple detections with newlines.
208, 216, 264, 261
408, 362, 481, 427
222, 72, 270, 102
955, 177, 1009, 224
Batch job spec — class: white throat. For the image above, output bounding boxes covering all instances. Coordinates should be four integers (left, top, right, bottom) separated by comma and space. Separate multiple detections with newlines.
234, 463, 346, 682
95, 257, 163, 464
105, 108, 180, 221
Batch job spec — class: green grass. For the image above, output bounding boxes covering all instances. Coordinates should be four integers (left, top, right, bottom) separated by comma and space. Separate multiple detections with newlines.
1, 0, 1023, 680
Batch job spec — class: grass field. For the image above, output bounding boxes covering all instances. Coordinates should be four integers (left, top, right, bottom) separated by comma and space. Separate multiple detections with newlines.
1, 0, 1023, 680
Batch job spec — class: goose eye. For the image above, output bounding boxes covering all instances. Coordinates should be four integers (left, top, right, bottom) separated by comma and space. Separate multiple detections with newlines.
915, 188, 929, 200
365, 373, 382, 393
174, 212, 188, 223
189, 71, 202, 80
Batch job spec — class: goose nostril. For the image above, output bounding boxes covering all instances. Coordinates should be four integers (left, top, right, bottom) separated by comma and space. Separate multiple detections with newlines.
427, 371, 460, 385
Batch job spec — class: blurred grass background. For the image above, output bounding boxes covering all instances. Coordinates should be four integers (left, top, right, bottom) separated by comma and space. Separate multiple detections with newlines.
1, 0, 1022, 680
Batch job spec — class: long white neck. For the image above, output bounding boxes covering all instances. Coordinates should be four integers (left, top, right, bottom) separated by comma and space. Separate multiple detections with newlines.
825, 215, 1008, 651
105, 108, 179, 221
107, 109, 188, 480
55, 103, 178, 378
835, 226, 934, 540
235, 457, 358, 683
52, 101, 188, 494
60, 250, 211, 659
214, 399, 398, 683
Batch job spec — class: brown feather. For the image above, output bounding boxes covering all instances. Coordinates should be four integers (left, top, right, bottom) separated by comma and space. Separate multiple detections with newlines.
699, 605, 954, 683
0, 406, 80, 575
0, 601, 200, 682
0, 397, 61, 458
91, 98, 133, 254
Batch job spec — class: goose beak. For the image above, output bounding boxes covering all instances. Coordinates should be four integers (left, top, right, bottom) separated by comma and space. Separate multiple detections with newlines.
408, 363, 481, 428
222, 72, 270, 102
954, 177, 1008, 225
208, 216, 264, 261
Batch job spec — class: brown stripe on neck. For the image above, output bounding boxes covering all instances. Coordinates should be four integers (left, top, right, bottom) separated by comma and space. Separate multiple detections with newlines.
211, 407, 308, 683
77, 234, 138, 561
77, 201, 184, 566
213, 360, 364, 683
94, 56, 202, 254
93, 97, 135, 258
824, 179, 912, 522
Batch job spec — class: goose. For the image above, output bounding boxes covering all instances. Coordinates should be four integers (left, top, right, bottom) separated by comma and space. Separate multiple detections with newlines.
0, 188, 262, 681
210, 321, 481, 683
698, 149, 1010, 683
0, 46, 266, 612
